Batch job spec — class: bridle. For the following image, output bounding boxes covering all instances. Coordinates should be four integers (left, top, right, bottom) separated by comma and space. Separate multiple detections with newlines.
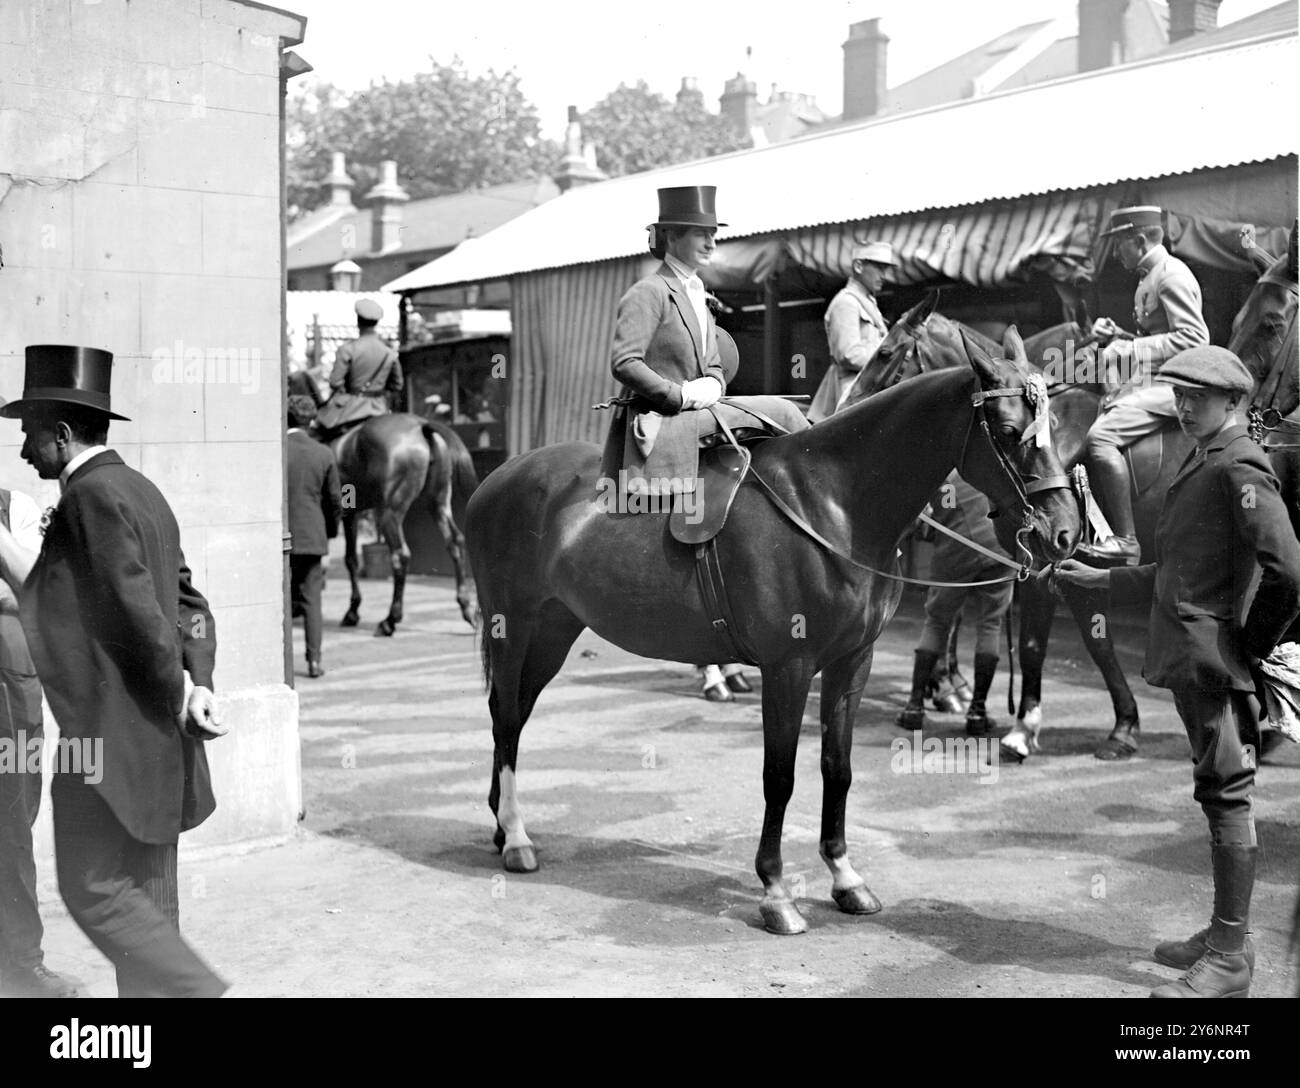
1246, 296, 1299, 451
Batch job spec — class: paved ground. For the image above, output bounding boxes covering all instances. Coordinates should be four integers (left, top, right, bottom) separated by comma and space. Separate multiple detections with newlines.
33, 571, 1300, 998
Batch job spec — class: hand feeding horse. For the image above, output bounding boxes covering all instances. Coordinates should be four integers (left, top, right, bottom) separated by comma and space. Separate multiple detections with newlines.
844, 228, 1299, 761
333, 413, 479, 635
467, 331, 1080, 935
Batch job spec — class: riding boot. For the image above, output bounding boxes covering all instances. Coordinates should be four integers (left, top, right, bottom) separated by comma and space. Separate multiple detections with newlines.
896, 650, 939, 730
928, 658, 964, 714
1151, 845, 1256, 998
965, 653, 999, 737
1076, 454, 1140, 565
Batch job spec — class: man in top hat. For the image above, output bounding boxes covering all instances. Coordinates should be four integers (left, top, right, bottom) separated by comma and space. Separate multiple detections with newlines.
1075, 205, 1210, 565
809, 241, 896, 423
0, 346, 228, 997
1056, 345, 1300, 997
314, 298, 404, 439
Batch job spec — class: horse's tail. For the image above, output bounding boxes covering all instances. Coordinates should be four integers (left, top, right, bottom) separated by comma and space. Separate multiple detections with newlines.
479, 610, 494, 694
423, 419, 479, 522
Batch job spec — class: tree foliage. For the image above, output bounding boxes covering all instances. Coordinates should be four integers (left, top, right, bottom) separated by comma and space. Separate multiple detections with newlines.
286, 59, 556, 219
579, 82, 750, 177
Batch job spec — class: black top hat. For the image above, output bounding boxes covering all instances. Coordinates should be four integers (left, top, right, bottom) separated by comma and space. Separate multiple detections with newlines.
0, 345, 131, 421
648, 186, 728, 230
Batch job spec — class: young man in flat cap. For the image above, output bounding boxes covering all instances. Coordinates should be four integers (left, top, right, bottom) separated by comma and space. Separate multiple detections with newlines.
809, 241, 896, 423
314, 298, 404, 440
0, 346, 228, 997
1077, 205, 1210, 565
1056, 345, 1300, 998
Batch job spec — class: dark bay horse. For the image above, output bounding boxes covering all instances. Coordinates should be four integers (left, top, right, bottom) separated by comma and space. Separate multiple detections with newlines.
848, 233, 1298, 761
333, 414, 479, 635
466, 333, 1080, 935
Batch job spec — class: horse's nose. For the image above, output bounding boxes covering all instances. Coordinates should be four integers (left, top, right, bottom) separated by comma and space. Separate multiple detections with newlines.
1054, 526, 1075, 556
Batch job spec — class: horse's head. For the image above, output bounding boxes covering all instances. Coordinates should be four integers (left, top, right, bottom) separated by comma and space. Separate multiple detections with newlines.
955, 326, 1081, 566
841, 290, 946, 408
1231, 222, 1299, 433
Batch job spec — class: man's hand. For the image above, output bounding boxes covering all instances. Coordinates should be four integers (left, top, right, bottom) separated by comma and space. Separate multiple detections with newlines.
1052, 558, 1111, 596
184, 685, 227, 740
1091, 317, 1121, 343
680, 376, 723, 410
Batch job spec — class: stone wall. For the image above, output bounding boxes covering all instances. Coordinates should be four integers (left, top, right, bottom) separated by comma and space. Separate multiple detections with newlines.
0, 0, 307, 851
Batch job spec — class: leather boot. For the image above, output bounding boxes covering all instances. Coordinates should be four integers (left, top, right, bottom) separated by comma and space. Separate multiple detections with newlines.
1151, 844, 1256, 998
965, 653, 999, 737
1075, 453, 1140, 565
896, 649, 939, 730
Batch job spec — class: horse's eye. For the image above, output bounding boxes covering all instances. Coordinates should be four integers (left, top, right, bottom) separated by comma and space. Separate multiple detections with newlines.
999, 425, 1019, 443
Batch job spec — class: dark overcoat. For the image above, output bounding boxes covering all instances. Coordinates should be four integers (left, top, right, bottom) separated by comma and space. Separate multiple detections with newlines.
287, 429, 341, 556
1109, 424, 1300, 691
21, 451, 218, 844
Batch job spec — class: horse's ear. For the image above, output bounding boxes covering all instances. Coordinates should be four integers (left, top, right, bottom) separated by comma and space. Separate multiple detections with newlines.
904, 290, 939, 328
1002, 324, 1028, 366
960, 327, 999, 386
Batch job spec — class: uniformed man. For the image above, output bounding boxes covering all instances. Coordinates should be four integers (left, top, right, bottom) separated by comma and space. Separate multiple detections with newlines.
808, 241, 895, 422
1056, 346, 1300, 998
314, 299, 404, 439
1075, 206, 1210, 564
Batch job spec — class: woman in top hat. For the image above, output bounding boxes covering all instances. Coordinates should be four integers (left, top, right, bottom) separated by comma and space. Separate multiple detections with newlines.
603, 185, 808, 702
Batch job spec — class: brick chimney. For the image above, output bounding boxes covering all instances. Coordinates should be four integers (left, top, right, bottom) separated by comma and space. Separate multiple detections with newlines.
325, 151, 354, 207
1168, 0, 1222, 42
676, 76, 704, 109
1077, 0, 1130, 72
362, 160, 408, 253
842, 19, 889, 122
719, 73, 759, 136
553, 106, 607, 192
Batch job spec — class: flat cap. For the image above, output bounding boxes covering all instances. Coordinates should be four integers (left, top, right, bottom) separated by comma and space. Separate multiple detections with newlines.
1156, 345, 1254, 397
1101, 205, 1163, 237
852, 241, 896, 266
355, 298, 384, 322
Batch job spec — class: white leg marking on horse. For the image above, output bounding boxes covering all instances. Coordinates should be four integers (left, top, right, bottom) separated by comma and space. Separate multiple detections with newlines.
497, 768, 533, 851
823, 851, 865, 892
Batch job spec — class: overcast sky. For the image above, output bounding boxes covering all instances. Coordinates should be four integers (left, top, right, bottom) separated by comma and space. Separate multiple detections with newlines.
287, 0, 1282, 136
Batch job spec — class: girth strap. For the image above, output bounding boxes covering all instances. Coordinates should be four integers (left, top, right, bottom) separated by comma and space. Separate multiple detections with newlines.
693, 540, 760, 666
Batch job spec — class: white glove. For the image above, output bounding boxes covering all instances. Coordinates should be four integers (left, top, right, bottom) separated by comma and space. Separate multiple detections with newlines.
1091, 317, 1120, 341
680, 376, 723, 410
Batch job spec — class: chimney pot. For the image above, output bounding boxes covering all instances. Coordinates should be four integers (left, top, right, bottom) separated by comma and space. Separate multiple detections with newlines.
1168, 0, 1222, 42
720, 73, 759, 134
325, 150, 354, 207
362, 160, 409, 252
842, 18, 889, 121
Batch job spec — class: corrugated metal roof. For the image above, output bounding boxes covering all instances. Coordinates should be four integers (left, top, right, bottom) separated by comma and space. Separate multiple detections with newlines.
385, 33, 1297, 293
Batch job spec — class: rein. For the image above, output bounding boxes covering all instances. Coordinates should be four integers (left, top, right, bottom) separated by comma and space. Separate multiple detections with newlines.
740, 376, 1076, 588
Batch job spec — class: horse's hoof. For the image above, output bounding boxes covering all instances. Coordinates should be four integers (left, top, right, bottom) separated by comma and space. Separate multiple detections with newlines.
374, 620, 395, 637
340, 612, 359, 628
998, 741, 1028, 765
759, 899, 808, 935
1094, 734, 1138, 761
832, 884, 882, 915
503, 845, 538, 873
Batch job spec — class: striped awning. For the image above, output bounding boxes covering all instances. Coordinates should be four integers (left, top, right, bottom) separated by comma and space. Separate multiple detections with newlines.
786, 190, 1103, 288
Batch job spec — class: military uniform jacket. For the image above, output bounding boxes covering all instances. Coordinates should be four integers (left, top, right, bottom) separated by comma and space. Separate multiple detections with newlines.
1109, 425, 1300, 691
287, 430, 342, 556
1108, 244, 1209, 373
809, 280, 888, 422
20, 451, 217, 843
329, 331, 403, 397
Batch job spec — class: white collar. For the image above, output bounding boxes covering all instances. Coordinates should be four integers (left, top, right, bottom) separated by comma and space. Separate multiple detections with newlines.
664, 254, 701, 285
60, 445, 109, 492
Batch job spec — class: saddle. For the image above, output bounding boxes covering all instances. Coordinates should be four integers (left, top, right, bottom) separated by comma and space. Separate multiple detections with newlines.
668, 444, 752, 545
1125, 429, 1166, 497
